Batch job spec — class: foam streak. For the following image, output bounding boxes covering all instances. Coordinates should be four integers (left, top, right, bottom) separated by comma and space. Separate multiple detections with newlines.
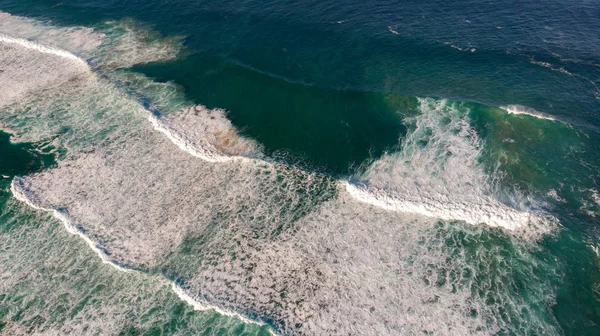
0, 34, 88, 66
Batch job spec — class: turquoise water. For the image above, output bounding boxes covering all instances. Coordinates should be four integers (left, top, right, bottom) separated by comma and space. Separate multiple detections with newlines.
1, 1, 600, 335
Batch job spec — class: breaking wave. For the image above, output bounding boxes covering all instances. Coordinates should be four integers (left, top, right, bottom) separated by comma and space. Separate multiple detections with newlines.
10, 176, 276, 333
501, 104, 557, 121
346, 99, 552, 232
148, 105, 261, 163
10, 177, 131, 272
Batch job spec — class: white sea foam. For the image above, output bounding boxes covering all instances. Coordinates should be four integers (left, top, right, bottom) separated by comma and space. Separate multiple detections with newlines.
0, 35, 91, 109
345, 99, 551, 232
592, 189, 600, 207
148, 114, 235, 163
0, 10, 181, 72
95, 19, 182, 68
0, 34, 88, 65
1, 198, 251, 336
171, 283, 276, 333
148, 106, 260, 163
10, 177, 130, 273
547, 189, 566, 203
0, 11, 105, 55
11, 176, 278, 333
344, 181, 531, 230
501, 104, 557, 121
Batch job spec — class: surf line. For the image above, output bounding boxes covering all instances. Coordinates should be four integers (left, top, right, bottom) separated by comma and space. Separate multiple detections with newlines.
343, 181, 535, 230
11, 177, 130, 272
148, 109, 539, 231
10, 177, 278, 335
500, 105, 557, 121
0, 34, 89, 67
148, 114, 237, 163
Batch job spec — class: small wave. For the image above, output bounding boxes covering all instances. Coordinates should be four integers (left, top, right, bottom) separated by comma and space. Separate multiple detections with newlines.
148, 114, 234, 163
443, 41, 476, 52
10, 177, 130, 272
151, 101, 543, 231
171, 284, 276, 334
501, 104, 557, 121
529, 57, 575, 76
149, 98, 547, 232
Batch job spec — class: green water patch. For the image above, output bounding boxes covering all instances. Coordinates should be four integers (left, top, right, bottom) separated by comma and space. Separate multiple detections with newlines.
464, 104, 600, 334
0, 130, 56, 232
546, 230, 600, 335
0, 130, 55, 181
468, 104, 600, 232
132, 55, 416, 174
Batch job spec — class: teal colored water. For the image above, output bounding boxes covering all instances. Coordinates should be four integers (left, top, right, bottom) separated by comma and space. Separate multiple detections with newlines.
0, 1, 599, 335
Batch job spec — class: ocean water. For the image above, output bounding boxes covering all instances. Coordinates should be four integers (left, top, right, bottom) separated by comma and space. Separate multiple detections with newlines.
0, 0, 599, 335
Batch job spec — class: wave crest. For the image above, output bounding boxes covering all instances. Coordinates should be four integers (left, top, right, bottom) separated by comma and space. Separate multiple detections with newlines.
149, 105, 261, 163
501, 104, 557, 121
346, 98, 553, 232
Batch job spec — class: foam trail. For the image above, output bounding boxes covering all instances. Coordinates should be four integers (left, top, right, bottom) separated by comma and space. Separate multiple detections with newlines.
501, 104, 556, 121
10, 177, 129, 272
0, 34, 88, 66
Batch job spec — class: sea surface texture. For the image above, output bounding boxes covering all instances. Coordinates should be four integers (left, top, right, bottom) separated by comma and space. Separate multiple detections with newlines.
1, 0, 600, 335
